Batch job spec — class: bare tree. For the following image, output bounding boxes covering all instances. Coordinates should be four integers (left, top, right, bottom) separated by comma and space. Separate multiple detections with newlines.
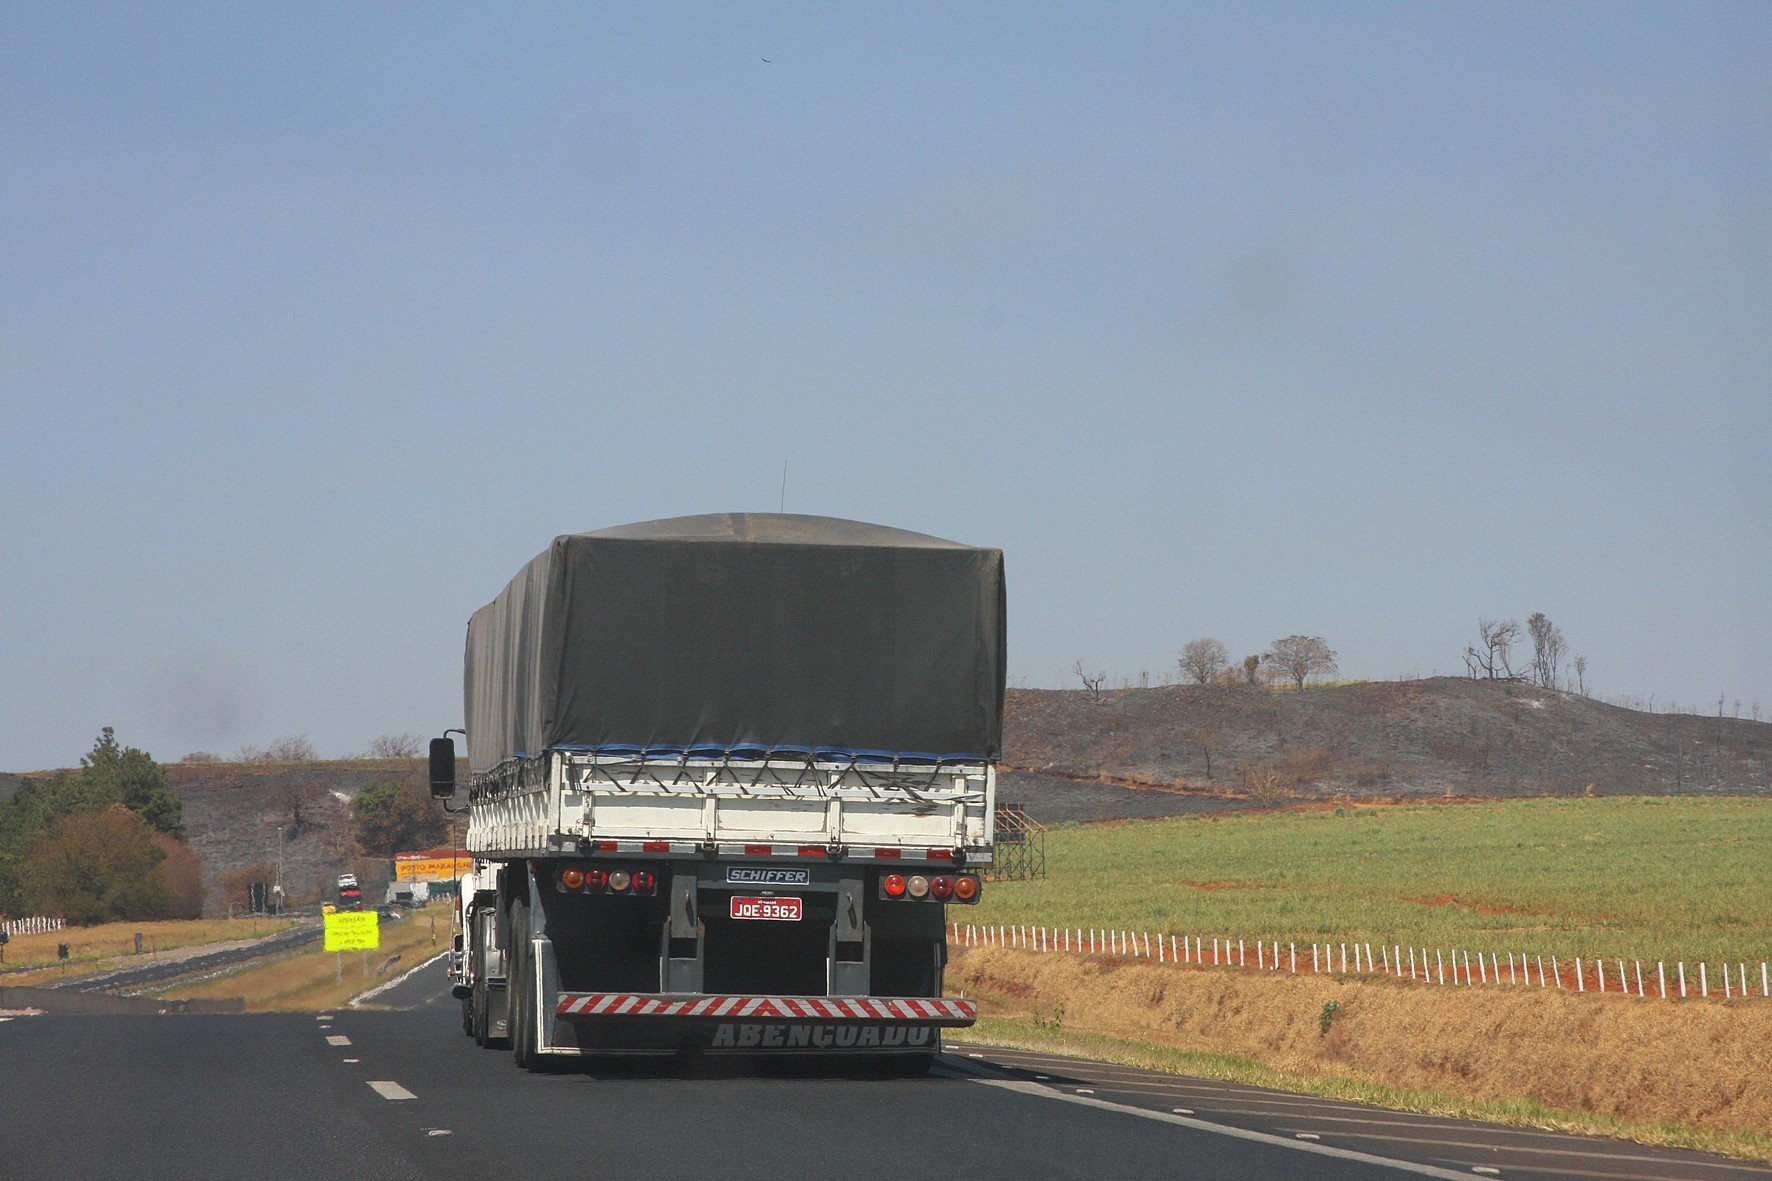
1573, 654, 1588, 695
277, 780, 323, 838
1185, 723, 1225, 780
1071, 659, 1106, 704
1265, 635, 1339, 691
264, 735, 318, 762
365, 733, 423, 759
1527, 613, 1566, 689
1464, 618, 1522, 680
1179, 638, 1230, 685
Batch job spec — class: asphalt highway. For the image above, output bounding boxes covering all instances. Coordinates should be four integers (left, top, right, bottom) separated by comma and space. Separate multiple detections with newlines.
1, 964, 1764, 1181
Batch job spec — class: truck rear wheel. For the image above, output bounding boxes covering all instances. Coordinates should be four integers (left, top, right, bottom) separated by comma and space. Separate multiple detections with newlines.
468, 916, 491, 1047
509, 898, 537, 1070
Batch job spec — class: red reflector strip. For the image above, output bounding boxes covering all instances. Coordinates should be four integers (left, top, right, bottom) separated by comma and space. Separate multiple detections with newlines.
555, 993, 978, 1025
927, 849, 954, 861
744, 843, 772, 856
641, 841, 671, 853
796, 845, 827, 857
874, 848, 902, 860
593, 840, 618, 853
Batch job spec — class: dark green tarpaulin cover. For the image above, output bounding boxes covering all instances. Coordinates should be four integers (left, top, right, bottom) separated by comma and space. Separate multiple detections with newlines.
464, 514, 1006, 773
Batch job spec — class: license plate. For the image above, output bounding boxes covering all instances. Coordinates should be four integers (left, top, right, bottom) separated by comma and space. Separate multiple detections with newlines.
729, 895, 803, 922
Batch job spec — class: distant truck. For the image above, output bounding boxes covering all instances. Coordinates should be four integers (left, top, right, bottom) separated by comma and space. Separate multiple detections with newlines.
337, 874, 362, 910
434, 514, 1004, 1071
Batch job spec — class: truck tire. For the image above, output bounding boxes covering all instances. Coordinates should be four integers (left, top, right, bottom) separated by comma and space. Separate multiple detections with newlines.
468, 914, 490, 1046
509, 898, 536, 1070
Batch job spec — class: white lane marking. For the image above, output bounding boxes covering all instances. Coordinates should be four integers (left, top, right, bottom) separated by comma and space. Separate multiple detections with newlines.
368, 1080, 417, 1101
1296, 1133, 1321, 1140
349, 949, 450, 1007
1472, 1170, 1500, 1177
1290, 1130, 1762, 1169
326, 1035, 352, 1046
974, 1079, 1478, 1181
342, 1058, 360, 1064
316, 1014, 334, 1020
1173, 1108, 1193, 1114
426, 1129, 452, 1137
1074, 1088, 1094, 1094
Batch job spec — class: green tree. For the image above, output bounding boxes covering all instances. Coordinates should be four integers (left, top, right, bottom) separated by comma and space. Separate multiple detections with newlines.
23, 807, 174, 924
351, 781, 447, 855
0, 729, 188, 919
80, 727, 182, 834
0, 771, 105, 915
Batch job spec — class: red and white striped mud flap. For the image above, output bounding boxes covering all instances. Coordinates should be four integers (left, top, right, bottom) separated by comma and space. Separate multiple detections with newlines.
555, 993, 978, 1026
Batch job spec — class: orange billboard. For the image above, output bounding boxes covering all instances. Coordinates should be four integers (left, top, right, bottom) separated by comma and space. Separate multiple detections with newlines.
393, 849, 471, 882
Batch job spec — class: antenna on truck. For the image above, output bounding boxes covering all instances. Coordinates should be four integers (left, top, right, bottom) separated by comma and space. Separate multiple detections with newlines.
779, 460, 787, 513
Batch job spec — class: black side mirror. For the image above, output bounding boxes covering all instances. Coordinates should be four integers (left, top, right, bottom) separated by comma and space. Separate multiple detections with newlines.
429, 736, 457, 799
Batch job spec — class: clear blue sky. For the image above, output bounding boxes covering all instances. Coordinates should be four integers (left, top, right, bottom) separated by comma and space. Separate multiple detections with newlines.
2, 4, 1766, 769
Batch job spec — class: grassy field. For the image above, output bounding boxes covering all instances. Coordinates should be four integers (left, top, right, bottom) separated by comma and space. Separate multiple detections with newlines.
159, 909, 448, 1011
974, 797, 1770, 964
0, 917, 294, 980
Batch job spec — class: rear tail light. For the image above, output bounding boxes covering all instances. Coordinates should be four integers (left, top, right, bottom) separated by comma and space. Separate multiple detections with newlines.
559, 868, 585, 890
906, 875, 930, 899
929, 875, 954, 900
608, 870, 631, 892
631, 870, 657, 894
586, 868, 608, 891
953, 875, 980, 902
882, 873, 907, 898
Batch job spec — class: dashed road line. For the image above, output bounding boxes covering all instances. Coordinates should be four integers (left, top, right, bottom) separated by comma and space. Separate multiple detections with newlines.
326, 1035, 352, 1046
367, 1080, 417, 1101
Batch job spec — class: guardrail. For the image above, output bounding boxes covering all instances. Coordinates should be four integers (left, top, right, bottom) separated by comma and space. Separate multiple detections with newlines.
950, 923, 1771, 1001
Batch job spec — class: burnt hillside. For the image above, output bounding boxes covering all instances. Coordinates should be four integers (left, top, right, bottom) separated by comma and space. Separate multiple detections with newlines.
1002, 677, 1772, 807
164, 759, 448, 916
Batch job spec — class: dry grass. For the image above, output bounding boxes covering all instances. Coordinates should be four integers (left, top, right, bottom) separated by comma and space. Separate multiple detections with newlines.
950, 946, 1772, 1161
158, 909, 446, 1011
0, 917, 293, 981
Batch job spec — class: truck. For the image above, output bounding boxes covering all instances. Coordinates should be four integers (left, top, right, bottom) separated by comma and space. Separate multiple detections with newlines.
433, 513, 1005, 1071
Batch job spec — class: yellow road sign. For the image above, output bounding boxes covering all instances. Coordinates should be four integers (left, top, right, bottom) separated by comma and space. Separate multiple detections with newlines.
323, 910, 380, 952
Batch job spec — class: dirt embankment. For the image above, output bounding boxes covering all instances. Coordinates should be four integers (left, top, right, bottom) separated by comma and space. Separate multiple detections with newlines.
949, 945, 1771, 1137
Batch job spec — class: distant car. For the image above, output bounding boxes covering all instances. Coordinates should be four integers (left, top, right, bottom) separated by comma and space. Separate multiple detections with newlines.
338, 884, 364, 910
337, 873, 359, 889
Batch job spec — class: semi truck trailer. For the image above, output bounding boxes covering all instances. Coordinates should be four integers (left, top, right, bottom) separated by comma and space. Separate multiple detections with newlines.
433, 513, 1005, 1071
